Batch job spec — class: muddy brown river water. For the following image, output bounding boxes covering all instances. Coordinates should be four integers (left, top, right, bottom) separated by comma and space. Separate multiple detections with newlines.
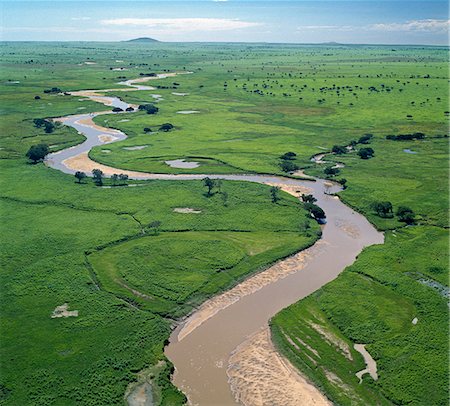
45, 73, 384, 406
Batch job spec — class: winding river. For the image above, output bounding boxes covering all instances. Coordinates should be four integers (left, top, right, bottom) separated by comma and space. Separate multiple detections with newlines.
45, 73, 384, 405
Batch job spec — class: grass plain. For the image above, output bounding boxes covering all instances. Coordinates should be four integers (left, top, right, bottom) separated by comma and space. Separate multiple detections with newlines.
0, 41, 448, 405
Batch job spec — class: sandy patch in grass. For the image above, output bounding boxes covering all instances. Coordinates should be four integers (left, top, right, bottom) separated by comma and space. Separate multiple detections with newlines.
354, 344, 378, 382
172, 92, 189, 96
84, 61, 97, 65
123, 145, 148, 151
99, 134, 118, 143
177, 240, 326, 341
173, 207, 202, 214
176, 110, 199, 114
227, 328, 331, 406
51, 303, 78, 318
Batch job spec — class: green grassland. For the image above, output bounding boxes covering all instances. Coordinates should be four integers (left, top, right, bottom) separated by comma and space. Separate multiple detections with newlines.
0, 41, 448, 405
271, 226, 448, 406
0, 161, 318, 404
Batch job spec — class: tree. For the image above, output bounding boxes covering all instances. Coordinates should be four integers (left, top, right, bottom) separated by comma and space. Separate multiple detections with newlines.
118, 174, 129, 185
92, 169, 104, 186
397, 206, 415, 224
143, 127, 152, 133
111, 174, 119, 185
372, 201, 393, 218
358, 147, 374, 159
304, 202, 326, 221
280, 151, 297, 160
159, 123, 174, 132
203, 177, 215, 196
332, 145, 347, 155
280, 160, 299, 173
338, 178, 347, 188
301, 194, 317, 204
112, 107, 123, 113
324, 166, 340, 176
138, 104, 159, 114
358, 134, 373, 144
26, 144, 49, 163
74, 171, 86, 184
270, 186, 280, 203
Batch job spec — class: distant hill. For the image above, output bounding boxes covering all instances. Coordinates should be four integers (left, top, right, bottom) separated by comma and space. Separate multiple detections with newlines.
125, 37, 159, 43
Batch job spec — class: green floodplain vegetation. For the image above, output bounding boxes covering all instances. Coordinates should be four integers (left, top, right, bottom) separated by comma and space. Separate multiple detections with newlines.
0, 41, 448, 405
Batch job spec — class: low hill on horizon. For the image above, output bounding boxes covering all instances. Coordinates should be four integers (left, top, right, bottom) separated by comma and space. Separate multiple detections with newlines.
125, 37, 159, 43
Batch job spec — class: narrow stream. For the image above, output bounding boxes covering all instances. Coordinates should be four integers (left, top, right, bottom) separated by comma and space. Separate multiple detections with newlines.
45, 73, 384, 405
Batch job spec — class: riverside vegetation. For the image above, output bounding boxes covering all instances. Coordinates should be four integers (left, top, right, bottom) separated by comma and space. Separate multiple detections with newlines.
0, 42, 448, 405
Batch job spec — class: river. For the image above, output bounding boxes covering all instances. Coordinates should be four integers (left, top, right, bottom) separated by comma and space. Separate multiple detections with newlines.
45, 73, 384, 405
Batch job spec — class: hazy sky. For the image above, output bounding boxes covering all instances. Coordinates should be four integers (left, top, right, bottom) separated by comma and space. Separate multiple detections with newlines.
1, 1, 449, 44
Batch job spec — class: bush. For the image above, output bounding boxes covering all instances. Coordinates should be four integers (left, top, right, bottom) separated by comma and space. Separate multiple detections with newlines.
358, 147, 374, 159
159, 123, 174, 132
372, 201, 394, 218
138, 104, 159, 114
332, 145, 347, 155
386, 132, 425, 141
397, 206, 415, 224
324, 166, 340, 176
280, 152, 297, 160
280, 160, 299, 173
358, 134, 373, 144
26, 144, 49, 163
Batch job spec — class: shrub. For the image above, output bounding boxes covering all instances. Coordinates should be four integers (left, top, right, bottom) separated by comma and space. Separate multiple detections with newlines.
358, 147, 374, 159
280, 152, 297, 160
280, 160, 299, 173
26, 144, 49, 163
159, 123, 174, 132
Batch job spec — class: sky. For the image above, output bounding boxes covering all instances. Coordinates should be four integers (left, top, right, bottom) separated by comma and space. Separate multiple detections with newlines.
1, 1, 449, 44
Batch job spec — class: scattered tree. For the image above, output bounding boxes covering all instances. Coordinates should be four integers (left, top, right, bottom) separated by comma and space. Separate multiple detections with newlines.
92, 169, 104, 186
112, 107, 123, 113
280, 160, 299, 173
332, 145, 347, 155
111, 174, 119, 185
324, 166, 340, 176
301, 194, 317, 203
372, 201, 393, 218
397, 206, 415, 224
358, 134, 373, 144
74, 171, 86, 184
159, 123, 174, 132
203, 177, 216, 196
138, 104, 159, 114
280, 151, 297, 160
118, 174, 129, 185
26, 144, 49, 163
304, 202, 326, 221
358, 147, 375, 159
270, 186, 280, 203
143, 127, 152, 133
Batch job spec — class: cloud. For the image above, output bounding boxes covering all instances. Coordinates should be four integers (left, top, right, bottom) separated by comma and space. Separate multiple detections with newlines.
298, 19, 449, 34
369, 19, 449, 32
100, 18, 261, 31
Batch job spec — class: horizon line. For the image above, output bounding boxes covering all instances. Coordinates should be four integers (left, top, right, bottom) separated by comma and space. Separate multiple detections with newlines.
1, 40, 448, 47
